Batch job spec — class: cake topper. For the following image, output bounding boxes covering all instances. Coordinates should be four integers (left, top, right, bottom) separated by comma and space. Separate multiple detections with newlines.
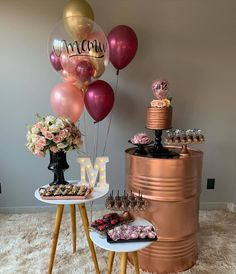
150, 79, 171, 109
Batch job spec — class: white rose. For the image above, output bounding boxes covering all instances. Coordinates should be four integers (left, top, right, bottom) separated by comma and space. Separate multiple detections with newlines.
49, 124, 60, 133
57, 143, 68, 149
26, 143, 34, 150
55, 118, 65, 129
31, 126, 40, 134
45, 116, 56, 126
27, 133, 38, 144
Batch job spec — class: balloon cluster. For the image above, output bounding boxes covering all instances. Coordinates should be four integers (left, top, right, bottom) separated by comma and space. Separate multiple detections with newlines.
49, 0, 138, 124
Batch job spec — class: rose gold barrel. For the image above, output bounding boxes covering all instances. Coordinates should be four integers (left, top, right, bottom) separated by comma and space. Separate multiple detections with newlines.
125, 147, 203, 274
146, 106, 172, 130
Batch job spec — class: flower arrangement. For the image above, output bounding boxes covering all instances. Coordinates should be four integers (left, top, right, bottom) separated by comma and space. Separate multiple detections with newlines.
130, 133, 152, 145
26, 115, 83, 157
151, 79, 171, 108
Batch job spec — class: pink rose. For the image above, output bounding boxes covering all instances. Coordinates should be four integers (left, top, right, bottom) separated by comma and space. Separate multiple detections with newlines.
66, 126, 72, 133
41, 127, 48, 136
35, 122, 43, 129
50, 146, 59, 153
73, 137, 82, 145
34, 149, 44, 157
53, 135, 62, 143
35, 136, 46, 149
45, 131, 54, 140
59, 129, 69, 139
66, 137, 73, 145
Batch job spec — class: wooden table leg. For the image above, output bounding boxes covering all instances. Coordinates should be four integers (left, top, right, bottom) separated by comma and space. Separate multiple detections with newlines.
78, 203, 100, 274
48, 205, 64, 274
69, 204, 76, 253
132, 251, 140, 274
120, 252, 128, 274
107, 251, 115, 274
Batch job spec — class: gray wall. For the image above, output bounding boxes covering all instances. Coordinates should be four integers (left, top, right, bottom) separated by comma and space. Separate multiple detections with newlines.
1, 0, 236, 209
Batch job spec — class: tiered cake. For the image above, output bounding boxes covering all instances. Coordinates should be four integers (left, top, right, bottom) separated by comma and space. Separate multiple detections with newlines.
146, 80, 172, 130
146, 80, 178, 158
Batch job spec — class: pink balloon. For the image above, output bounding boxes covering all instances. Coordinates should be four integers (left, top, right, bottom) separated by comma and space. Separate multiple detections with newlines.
51, 82, 84, 123
75, 60, 94, 81
50, 52, 62, 71
62, 70, 77, 83
85, 80, 114, 122
60, 53, 79, 73
107, 25, 138, 71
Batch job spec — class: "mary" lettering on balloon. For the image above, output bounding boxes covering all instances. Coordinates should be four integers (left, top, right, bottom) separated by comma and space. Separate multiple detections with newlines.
53, 39, 107, 59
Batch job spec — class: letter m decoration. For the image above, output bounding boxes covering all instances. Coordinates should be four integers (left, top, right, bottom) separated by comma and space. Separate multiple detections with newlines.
77, 157, 109, 188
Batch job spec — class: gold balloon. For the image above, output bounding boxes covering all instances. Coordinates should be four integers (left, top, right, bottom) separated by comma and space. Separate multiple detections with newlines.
63, 0, 94, 40
89, 49, 105, 78
63, 0, 94, 20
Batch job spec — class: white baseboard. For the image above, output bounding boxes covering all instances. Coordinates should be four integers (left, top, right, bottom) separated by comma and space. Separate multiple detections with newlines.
0, 202, 235, 214
200, 202, 228, 210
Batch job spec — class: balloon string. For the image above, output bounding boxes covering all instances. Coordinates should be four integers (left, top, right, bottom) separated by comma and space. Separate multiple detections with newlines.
83, 109, 88, 155
95, 122, 99, 159
102, 72, 119, 156
92, 122, 99, 162
92, 123, 96, 162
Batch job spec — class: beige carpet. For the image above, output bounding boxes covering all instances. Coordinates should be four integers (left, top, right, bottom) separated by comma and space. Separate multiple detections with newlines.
0, 210, 236, 274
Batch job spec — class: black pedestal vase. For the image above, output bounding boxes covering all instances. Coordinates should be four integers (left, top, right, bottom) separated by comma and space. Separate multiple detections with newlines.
48, 151, 69, 186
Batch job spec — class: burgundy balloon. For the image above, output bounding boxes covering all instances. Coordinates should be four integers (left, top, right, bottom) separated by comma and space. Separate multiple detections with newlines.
75, 60, 94, 81
85, 80, 114, 123
107, 25, 138, 70
50, 52, 63, 71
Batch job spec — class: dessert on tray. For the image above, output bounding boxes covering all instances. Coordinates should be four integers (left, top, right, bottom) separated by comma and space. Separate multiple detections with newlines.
107, 224, 157, 243
90, 212, 134, 234
105, 191, 148, 211
146, 79, 172, 130
39, 184, 93, 200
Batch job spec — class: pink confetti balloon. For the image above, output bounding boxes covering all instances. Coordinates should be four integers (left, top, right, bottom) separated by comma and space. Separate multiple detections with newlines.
75, 60, 94, 82
152, 80, 168, 99
51, 82, 84, 123
49, 52, 62, 71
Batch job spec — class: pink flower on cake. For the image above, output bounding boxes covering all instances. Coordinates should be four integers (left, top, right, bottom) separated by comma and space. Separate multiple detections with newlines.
151, 99, 167, 108
163, 98, 171, 107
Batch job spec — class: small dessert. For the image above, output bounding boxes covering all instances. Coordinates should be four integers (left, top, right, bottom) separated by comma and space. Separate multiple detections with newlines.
39, 184, 92, 200
91, 212, 130, 234
114, 191, 122, 209
130, 133, 152, 145
107, 224, 157, 242
105, 192, 115, 209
